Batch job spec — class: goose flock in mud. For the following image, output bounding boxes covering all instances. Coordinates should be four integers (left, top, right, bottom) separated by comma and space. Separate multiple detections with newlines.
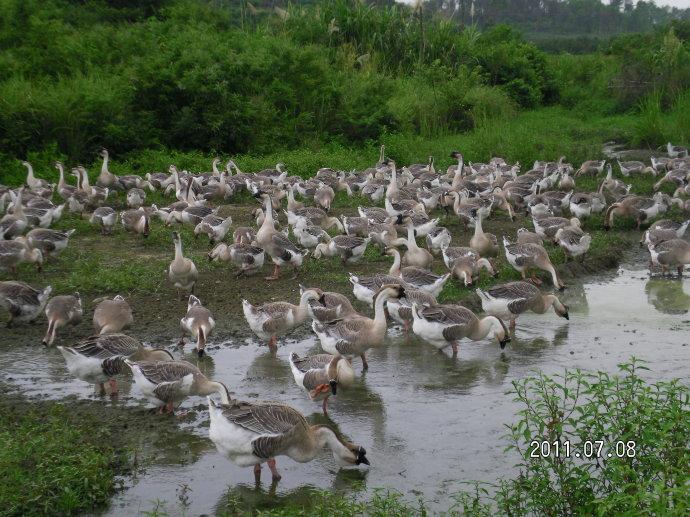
1, 142, 689, 482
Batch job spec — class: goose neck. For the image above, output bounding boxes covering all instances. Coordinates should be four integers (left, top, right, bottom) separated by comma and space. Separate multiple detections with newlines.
470, 316, 499, 341
388, 249, 401, 276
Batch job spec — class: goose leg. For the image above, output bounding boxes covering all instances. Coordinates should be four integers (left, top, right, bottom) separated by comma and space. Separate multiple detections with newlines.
254, 463, 262, 483
267, 458, 281, 481
509, 318, 516, 330
360, 353, 369, 370
109, 378, 118, 396
678, 265, 684, 278
322, 395, 330, 416
98, 382, 106, 396
268, 335, 277, 353
165, 402, 174, 414
530, 273, 542, 286
265, 265, 281, 281
451, 343, 458, 357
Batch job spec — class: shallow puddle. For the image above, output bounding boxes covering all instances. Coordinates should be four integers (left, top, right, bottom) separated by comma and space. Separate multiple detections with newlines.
1, 252, 688, 515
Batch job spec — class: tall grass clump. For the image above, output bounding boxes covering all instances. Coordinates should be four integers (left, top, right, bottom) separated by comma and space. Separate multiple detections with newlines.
632, 91, 666, 148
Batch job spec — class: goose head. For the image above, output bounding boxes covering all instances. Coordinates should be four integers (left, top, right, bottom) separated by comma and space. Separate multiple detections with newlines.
99, 148, 109, 158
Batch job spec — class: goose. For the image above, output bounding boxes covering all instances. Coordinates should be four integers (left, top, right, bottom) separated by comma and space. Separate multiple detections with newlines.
441, 245, 481, 270
503, 237, 564, 290
342, 216, 369, 237
555, 226, 592, 259
93, 295, 133, 334
233, 226, 256, 245
558, 171, 575, 191
348, 272, 406, 306
399, 219, 433, 268
194, 214, 232, 243
286, 187, 304, 211
641, 219, 690, 246
0, 238, 43, 272
314, 235, 370, 263
312, 284, 405, 369
469, 213, 498, 257
76, 166, 109, 204
575, 160, 606, 176
386, 286, 436, 332
384, 195, 425, 217
26, 228, 74, 258
168, 231, 198, 298
126, 359, 231, 414
411, 303, 510, 357
417, 187, 443, 211
289, 352, 355, 414
603, 195, 663, 230
648, 239, 690, 277
449, 191, 481, 225
387, 247, 450, 296
285, 206, 343, 232
314, 183, 335, 212
179, 295, 215, 357
305, 287, 360, 323
667, 142, 688, 158
0, 281, 52, 327
121, 207, 150, 237
126, 188, 147, 208
42, 293, 82, 345
242, 288, 320, 351
653, 168, 690, 191
55, 161, 78, 200
0, 190, 28, 239
516, 227, 543, 246
293, 221, 330, 249
367, 219, 401, 252
166, 205, 215, 227
568, 192, 595, 218
618, 159, 652, 177
208, 242, 265, 277
255, 195, 309, 280
97, 149, 118, 188
450, 255, 496, 287
58, 333, 173, 395
21, 161, 53, 191
477, 281, 568, 329
533, 215, 581, 241
357, 206, 389, 224
89, 207, 117, 234
425, 226, 451, 255
208, 398, 369, 482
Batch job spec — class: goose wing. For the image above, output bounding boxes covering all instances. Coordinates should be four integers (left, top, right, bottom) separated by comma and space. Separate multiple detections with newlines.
72, 334, 141, 359
420, 304, 476, 341
321, 317, 370, 354
506, 243, 536, 266
291, 353, 334, 373
333, 235, 365, 251
401, 267, 442, 285
0, 281, 41, 306
486, 282, 537, 313
259, 302, 294, 333
134, 360, 200, 384
271, 232, 301, 254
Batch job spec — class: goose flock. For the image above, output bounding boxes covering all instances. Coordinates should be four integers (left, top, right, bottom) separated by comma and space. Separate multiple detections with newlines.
0, 142, 689, 483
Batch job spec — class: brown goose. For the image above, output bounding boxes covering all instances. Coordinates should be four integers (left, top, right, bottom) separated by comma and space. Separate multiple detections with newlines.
43, 293, 82, 345
503, 237, 564, 290
93, 295, 133, 334
289, 352, 355, 415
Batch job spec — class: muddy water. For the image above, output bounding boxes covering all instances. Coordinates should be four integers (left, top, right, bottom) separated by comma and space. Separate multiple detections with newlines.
2, 252, 688, 515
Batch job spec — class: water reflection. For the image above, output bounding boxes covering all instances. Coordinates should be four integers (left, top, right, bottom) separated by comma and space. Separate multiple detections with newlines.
645, 278, 690, 315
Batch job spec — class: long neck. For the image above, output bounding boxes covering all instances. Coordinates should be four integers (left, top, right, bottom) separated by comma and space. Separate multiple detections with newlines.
294, 293, 315, 322
81, 169, 90, 189
57, 165, 65, 189
388, 250, 401, 276
199, 380, 230, 404
212, 160, 219, 176
474, 215, 483, 237
101, 154, 109, 175
174, 238, 184, 261
261, 197, 275, 232
372, 290, 390, 328
406, 224, 417, 249
470, 316, 499, 341
313, 426, 349, 458
25, 164, 35, 182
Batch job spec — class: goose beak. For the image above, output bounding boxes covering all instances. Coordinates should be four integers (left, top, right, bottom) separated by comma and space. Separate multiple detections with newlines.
499, 337, 511, 349
329, 380, 338, 396
356, 447, 370, 466
197, 348, 205, 358
562, 312, 569, 320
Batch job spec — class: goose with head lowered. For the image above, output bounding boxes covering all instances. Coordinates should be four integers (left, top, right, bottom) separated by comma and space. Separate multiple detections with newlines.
411, 303, 510, 357
314, 235, 370, 264
179, 295, 215, 357
312, 283, 405, 370
289, 352, 355, 415
93, 295, 133, 334
126, 359, 231, 414
0, 281, 52, 327
476, 281, 568, 330
58, 333, 173, 396
503, 237, 565, 290
43, 293, 82, 345
208, 398, 369, 483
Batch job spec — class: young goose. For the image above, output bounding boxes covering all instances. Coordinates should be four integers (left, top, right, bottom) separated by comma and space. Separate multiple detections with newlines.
126, 188, 146, 209
648, 239, 690, 277
121, 207, 150, 237
293, 221, 330, 248
168, 231, 198, 299
0, 281, 52, 327
516, 227, 543, 246
179, 295, 215, 357
425, 226, 451, 255
555, 226, 592, 259
289, 352, 355, 415
126, 359, 231, 414
476, 281, 568, 330
208, 242, 265, 277
386, 286, 436, 333
89, 207, 118, 234
399, 220, 433, 268
450, 255, 496, 287
208, 398, 369, 482
242, 289, 320, 351
503, 237, 564, 290
58, 333, 173, 395
0, 238, 43, 273
469, 213, 498, 257
387, 248, 450, 297
43, 293, 82, 345
312, 284, 405, 370
194, 214, 233, 243
411, 303, 510, 357
93, 295, 133, 334
26, 228, 74, 259
314, 236, 370, 264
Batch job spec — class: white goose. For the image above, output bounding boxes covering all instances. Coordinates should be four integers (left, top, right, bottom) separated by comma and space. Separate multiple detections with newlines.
387, 247, 450, 297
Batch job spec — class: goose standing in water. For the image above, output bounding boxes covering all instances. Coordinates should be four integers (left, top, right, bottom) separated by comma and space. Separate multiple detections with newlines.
503, 237, 565, 290
126, 359, 231, 414
242, 288, 321, 352
289, 352, 355, 415
312, 284, 405, 370
411, 303, 510, 357
0, 281, 52, 327
168, 231, 198, 299
93, 295, 133, 334
179, 295, 215, 357
208, 398, 369, 482
386, 286, 436, 333
476, 281, 569, 329
58, 333, 173, 396
43, 293, 82, 345
648, 239, 690, 277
